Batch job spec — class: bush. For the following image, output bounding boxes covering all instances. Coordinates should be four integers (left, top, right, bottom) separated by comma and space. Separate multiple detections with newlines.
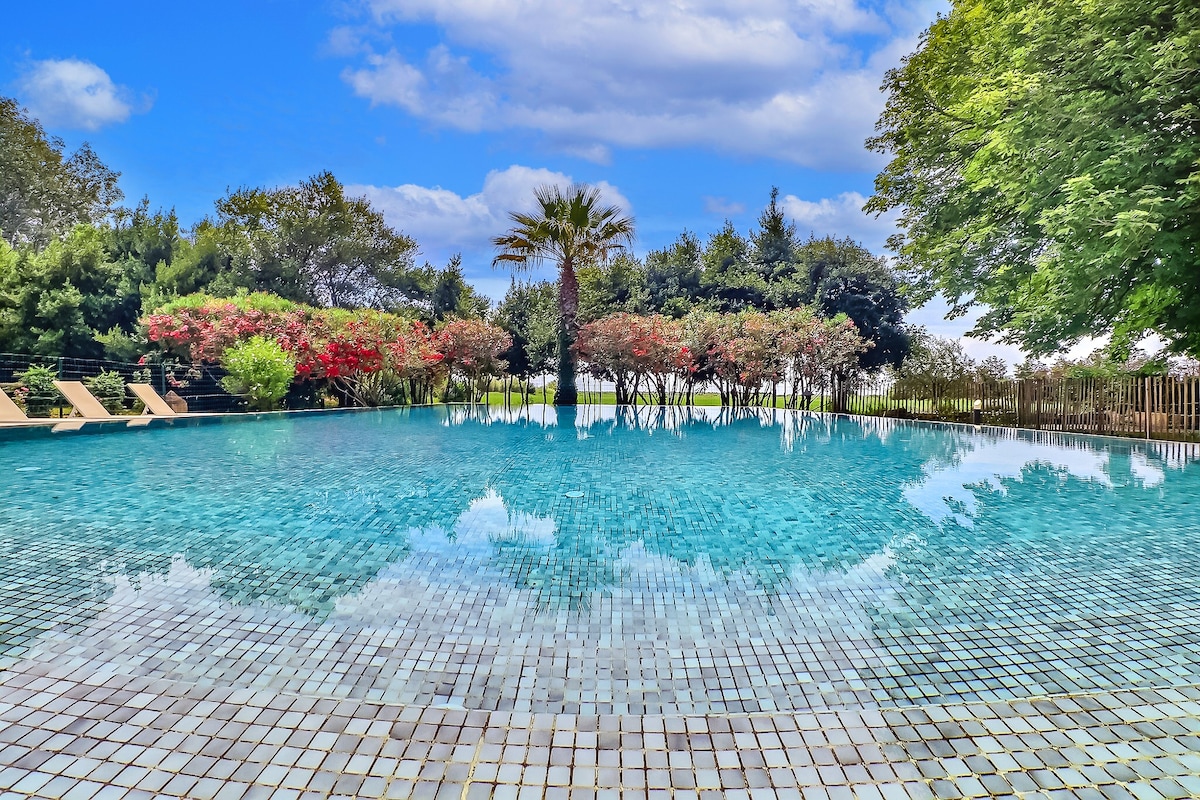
220, 336, 295, 411
16, 365, 59, 416
85, 370, 127, 413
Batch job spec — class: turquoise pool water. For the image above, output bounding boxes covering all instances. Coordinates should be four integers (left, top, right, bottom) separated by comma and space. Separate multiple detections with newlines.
1, 405, 1198, 714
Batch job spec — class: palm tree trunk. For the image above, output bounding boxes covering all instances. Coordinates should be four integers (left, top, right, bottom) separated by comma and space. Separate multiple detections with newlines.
555, 258, 579, 406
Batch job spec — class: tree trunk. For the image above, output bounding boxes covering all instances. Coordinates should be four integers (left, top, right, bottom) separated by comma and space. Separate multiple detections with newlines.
555, 258, 579, 406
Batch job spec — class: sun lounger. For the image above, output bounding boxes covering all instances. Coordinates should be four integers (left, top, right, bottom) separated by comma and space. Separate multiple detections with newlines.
127, 383, 178, 416
0, 388, 29, 422
53, 380, 114, 419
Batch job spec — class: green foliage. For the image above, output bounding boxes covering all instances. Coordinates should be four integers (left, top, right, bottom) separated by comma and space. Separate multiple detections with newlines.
795, 236, 910, 370
867, 0, 1200, 355
219, 336, 296, 411
426, 254, 490, 322
0, 97, 123, 249
975, 355, 1009, 384
578, 252, 648, 322
95, 326, 144, 362
210, 171, 422, 309
750, 188, 798, 281
496, 280, 558, 382
645, 231, 704, 317
152, 290, 300, 317
0, 225, 146, 358
1051, 344, 1170, 379
85, 370, 127, 413
895, 330, 976, 401
16, 364, 59, 416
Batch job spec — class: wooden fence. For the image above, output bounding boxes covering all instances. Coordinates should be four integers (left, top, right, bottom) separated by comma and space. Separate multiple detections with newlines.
850, 375, 1200, 442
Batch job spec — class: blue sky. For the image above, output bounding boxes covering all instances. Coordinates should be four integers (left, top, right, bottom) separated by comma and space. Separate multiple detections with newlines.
2, 0, 1027, 362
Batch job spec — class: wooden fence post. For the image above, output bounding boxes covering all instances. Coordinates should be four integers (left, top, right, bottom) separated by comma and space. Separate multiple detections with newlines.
1145, 376, 1151, 439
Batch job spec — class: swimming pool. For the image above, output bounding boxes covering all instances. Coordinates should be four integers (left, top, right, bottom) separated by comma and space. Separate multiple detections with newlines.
3, 405, 1198, 719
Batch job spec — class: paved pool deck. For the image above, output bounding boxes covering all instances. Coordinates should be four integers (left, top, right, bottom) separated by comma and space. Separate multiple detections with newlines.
1, 659, 1197, 799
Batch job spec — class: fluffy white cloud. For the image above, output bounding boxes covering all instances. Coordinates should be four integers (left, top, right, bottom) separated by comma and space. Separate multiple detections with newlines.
347, 164, 631, 271
15, 58, 145, 130
780, 191, 899, 252
339, 0, 937, 166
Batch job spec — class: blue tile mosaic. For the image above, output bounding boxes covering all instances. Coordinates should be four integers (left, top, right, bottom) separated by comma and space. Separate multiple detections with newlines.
2, 405, 1198, 718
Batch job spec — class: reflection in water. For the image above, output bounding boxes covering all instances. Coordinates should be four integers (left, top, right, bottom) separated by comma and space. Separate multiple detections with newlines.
901, 434, 1165, 526
2, 407, 1199, 709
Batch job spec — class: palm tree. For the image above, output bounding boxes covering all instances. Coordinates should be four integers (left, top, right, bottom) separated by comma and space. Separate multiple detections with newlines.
492, 184, 635, 406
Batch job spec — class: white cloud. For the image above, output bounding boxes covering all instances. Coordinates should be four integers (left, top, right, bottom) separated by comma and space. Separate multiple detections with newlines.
348, 164, 632, 275
339, 0, 936, 166
703, 196, 746, 216
780, 191, 898, 252
15, 58, 146, 130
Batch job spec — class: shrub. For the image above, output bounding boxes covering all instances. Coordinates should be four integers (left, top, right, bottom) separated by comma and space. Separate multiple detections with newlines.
85, 370, 127, 413
16, 365, 59, 416
220, 336, 295, 411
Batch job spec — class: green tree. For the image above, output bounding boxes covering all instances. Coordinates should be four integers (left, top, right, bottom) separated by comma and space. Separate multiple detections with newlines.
895, 331, 976, 403
867, 0, 1200, 355
700, 221, 763, 312
794, 236, 910, 371
645, 231, 705, 317
425, 254, 491, 323
211, 171, 423, 309
496, 280, 558, 397
578, 252, 647, 322
492, 184, 635, 406
0, 226, 145, 358
153, 220, 230, 297
750, 187, 798, 281
0, 97, 122, 249
975, 355, 1010, 384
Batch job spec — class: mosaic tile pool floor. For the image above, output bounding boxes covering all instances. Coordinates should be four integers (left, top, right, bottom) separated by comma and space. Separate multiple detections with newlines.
1, 405, 1198, 798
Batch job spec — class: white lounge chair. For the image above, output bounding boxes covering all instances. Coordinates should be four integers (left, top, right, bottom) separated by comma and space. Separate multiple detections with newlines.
127, 383, 178, 416
0, 388, 30, 423
53, 380, 114, 419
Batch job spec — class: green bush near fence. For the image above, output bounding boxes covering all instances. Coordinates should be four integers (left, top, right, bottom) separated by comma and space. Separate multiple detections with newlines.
16, 365, 59, 416
220, 336, 295, 411
85, 370, 127, 413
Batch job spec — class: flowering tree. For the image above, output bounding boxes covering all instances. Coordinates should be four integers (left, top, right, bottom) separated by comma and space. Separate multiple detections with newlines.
574, 313, 642, 404
435, 318, 512, 402
577, 307, 869, 408
773, 309, 871, 410
143, 293, 510, 407
575, 313, 692, 405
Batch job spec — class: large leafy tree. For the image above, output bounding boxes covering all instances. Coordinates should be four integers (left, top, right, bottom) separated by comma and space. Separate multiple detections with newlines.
700, 221, 765, 312
212, 171, 423, 309
492, 185, 635, 406
795, 236, 910, 370
0, 97, 122, 249
867, 0, 1200, 355
578, 252, 648, 323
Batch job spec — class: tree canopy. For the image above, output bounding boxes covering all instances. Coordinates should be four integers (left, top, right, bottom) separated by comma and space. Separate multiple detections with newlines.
210, 171, 423, 309
0, 98, 122, 249
867, 0, 1200, 355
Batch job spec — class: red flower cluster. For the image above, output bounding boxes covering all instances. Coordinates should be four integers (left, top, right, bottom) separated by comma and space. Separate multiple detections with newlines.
143, 296, 511, 391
